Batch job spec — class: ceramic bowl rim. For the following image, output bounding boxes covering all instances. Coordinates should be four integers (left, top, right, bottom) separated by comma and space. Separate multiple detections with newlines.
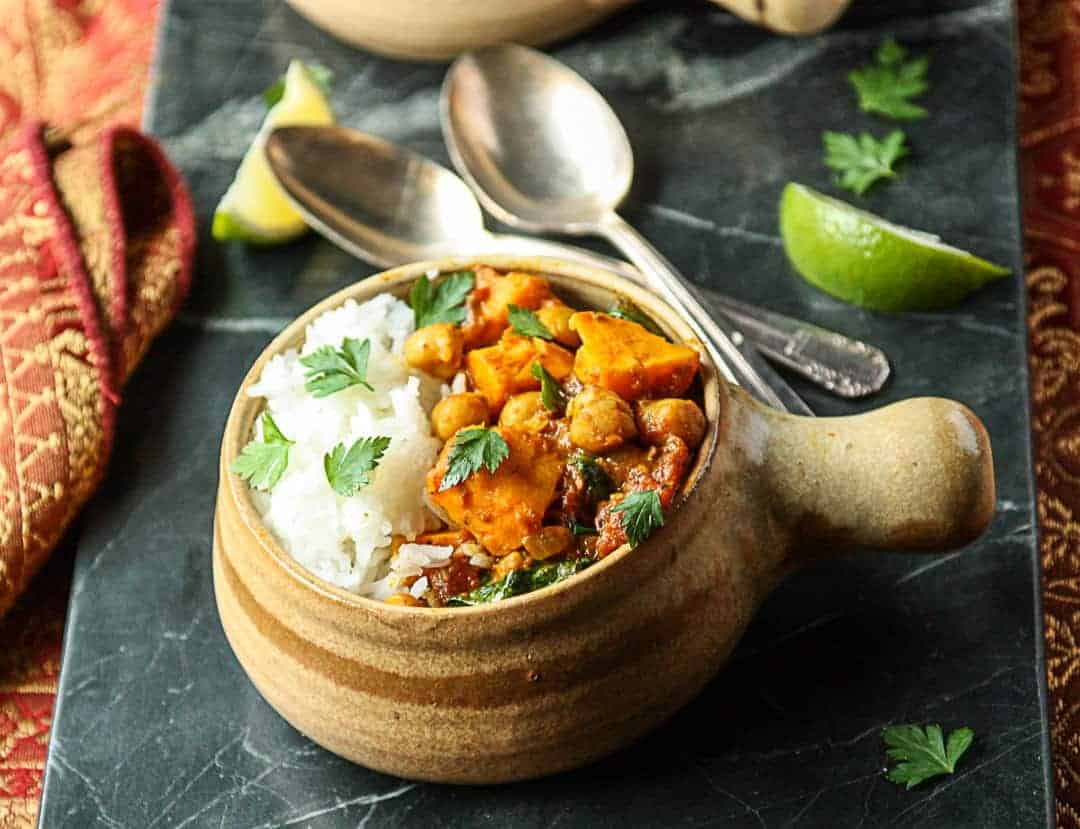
219, 254, 722, 617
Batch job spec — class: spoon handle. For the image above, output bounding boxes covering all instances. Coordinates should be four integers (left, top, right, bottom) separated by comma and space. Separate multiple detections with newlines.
486, 234, 889, 398
598, 214, 814, 415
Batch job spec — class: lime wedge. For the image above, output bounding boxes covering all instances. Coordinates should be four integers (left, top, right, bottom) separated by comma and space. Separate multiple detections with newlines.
779, 183, 1010, 311
212, 60, 334, 244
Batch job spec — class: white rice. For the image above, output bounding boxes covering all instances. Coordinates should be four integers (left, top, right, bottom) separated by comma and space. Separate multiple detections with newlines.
245, 294, 446, 597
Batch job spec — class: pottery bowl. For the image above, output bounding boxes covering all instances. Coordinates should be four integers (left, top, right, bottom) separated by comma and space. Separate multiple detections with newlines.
213, 255, 995, 784
283, 0, 633, 61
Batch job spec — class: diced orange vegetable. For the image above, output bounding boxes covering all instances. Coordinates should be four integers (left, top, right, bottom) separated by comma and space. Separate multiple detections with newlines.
569, 312, 700, 401
466, 331, 574, 413
426, 427, 564, 556
462, 267, 554, 348
536, 299, 581, 348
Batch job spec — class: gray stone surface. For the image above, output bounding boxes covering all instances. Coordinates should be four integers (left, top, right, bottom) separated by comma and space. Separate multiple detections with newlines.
39, 0, 1054, 826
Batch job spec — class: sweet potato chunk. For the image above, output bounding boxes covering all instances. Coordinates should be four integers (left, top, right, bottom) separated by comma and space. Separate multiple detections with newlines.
466, 331, 574, 413
462, 267, 554, 348
427, 427, 564, 556
569, 312, 700, 401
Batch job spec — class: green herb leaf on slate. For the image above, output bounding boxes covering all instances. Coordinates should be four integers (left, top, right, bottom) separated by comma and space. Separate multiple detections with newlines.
409, 271, 475, 329
848, 37, 929, 121
823, 130, 909, 196
508, 304, 554, 340
612, 489, 664, 548
300, 337, 374, 397
231, 412, 293, 491
323, 436, 391, 496
531, 361, 567, 413
439, 427, 510, 491
883, 724, 974, 790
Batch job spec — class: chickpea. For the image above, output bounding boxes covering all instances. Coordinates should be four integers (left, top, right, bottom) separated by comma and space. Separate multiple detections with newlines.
491, 550, 526, 581
536, 300, 581, 348
635, 398, 706, 449
499, 391, 551, 432
522, 525, 574, 560
568, 385, 637, 453
432, 392, 489, 442
385, 592, 424, 607
404, 322, 463, 380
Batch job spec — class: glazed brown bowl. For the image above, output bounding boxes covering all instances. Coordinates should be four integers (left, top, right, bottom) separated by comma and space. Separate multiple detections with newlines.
213, 255, 995, 784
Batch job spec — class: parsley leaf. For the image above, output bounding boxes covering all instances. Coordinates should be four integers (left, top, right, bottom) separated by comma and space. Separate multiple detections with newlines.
446, 569, 531, 606
570, 454, 615, 504
446, 558, 593, 606
823, 130, 909, 196
530, 558, 593, 590
612, 490, 664, 548
883, 724, 974, 789
323, 436, 391, 496
231, 412, 293, 491
508, 304, 554, 340
607, 298, 666, 338
300, 337, 373, 397
263, 61, 334, 108
531, 361, 566, 413
409, 271, 474, 329
849, 37, 929, 121
439, 427, 510, 491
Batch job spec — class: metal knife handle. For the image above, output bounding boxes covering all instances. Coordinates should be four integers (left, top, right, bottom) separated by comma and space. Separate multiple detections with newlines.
711, 296, 890, 398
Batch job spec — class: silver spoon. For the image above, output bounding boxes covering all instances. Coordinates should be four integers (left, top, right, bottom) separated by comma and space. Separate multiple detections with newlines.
442, 44, 814, 414
266, 126, 889, 398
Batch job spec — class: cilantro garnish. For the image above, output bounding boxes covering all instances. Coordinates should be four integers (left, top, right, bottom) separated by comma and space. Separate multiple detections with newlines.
446, 558, 593, 606
612, 490, 664, 548
231, 412, 293, 492
507, 304, 554, 340
570, 455, 615, 504
409, 271, 474, 329
323, 436, 391, 496
883, 724, 974, 789
823, 130, 909, 196
438, 427, 510, 491
607, 298, 666, 338
530, 361, 566, 413
300, 337, 373, 398
849, 38, 929, 121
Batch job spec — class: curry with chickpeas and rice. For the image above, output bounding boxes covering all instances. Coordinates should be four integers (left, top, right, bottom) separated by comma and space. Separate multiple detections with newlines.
393, 265, 708, 608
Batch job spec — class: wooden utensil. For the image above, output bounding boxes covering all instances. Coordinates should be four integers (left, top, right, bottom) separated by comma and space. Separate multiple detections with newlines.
214, 255, 993, 784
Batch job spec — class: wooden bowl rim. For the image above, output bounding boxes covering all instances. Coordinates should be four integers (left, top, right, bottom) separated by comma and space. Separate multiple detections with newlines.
219, 255, 722, 617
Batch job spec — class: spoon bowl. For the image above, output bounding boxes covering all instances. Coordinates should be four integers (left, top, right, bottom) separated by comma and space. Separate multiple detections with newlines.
266, 127, 488, 266
443, 44, 632, 233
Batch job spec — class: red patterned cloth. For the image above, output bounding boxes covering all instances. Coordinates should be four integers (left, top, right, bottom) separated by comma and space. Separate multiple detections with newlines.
4, 2, 1080, 828
0, 2, 170, 826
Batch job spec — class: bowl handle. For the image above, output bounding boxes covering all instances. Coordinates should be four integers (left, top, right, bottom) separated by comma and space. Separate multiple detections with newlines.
747, 396, 996, 558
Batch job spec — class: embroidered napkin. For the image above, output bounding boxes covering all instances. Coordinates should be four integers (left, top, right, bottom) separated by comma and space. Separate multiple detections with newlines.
0, 121, 194, 616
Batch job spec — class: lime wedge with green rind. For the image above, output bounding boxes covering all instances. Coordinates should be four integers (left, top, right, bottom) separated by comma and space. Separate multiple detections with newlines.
212, 60, 335, 245
779, 182, 1010, 311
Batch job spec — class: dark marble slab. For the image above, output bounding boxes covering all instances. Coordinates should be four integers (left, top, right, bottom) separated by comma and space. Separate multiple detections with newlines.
39, 0, 1053, 826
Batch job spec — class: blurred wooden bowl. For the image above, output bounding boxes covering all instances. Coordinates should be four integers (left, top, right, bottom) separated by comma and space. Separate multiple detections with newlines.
283, 0, 853, 60
213, 255, 994, 783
